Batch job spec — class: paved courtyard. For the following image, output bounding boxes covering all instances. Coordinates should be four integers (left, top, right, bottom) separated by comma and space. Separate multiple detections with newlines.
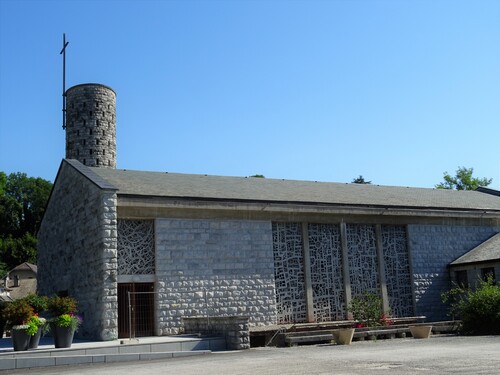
9, 335, 500, 375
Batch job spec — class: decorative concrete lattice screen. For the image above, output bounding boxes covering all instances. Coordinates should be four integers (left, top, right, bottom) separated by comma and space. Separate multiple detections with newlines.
117, 220, 155, 275
308, 223, 345, 321
382, 225, 413, 317
272, 222, 414, 324
272, 222, 307, 324
346, 224, 379, 298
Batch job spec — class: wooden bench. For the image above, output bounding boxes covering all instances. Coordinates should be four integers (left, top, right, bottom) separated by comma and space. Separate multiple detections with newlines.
391, 316, 427, 325
430, 320, 461, 334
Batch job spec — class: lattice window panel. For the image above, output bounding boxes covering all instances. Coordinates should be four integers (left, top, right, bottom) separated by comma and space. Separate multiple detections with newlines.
346, 224, 379, 298
117, 220, 155, 275
272, 222, 307, 324
382, 225, 413, 317
308, 223, 345, 321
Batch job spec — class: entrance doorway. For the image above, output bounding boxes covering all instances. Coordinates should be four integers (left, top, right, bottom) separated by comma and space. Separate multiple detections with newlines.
118, 283, 155, 338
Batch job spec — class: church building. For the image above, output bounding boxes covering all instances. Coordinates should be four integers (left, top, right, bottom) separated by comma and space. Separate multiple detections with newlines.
37, 83, 500, 340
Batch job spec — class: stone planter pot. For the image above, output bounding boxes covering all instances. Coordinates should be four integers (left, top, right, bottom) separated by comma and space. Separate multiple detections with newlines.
333, 328, 355, 345
11, 328, 30, 351
409, 325, 432, 339
52, 325, 75, 348
29, 327, 43, 349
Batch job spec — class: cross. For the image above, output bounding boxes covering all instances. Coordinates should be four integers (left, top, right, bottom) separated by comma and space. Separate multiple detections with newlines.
60, 33, 69, 129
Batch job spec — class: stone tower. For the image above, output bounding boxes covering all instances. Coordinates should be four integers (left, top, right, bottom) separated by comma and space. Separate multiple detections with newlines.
65, 83, 116, 168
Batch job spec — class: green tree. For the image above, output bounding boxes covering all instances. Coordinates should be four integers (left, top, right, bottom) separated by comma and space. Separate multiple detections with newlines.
352, 175, 371, 184
436, 166, 492, 191
0, 172, 52, 274
0, 172, 6, 195
0, 233, 38, 271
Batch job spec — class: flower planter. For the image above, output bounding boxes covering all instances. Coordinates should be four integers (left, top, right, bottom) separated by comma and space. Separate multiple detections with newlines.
11, 328, 31, 351
333, 328, 355, 345
52, 325, 75, 348
29, 326, 43, 349
47, 297, 81, 348
409, 325, 432, 339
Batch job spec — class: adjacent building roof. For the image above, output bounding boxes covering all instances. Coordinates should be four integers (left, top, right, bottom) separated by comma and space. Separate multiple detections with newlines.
63, 159, 500, 212
450, 232, 500, 266
476, 186, 500, 197
0, 263, 38, 301
10, 262, 38, 274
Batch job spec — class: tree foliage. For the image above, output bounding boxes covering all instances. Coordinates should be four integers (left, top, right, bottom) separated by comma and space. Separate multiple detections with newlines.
442, 277, 500, 335
0, 172, 52, 275
352, 175, 371, 184
436, 166, 492, 191
348, 292, 391, 327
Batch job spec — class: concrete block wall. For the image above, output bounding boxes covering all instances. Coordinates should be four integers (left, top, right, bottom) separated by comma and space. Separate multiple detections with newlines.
183, 316, 250, 350
408, 224, 500, 321
37, 161, 118, 340
155, 219, 277, 334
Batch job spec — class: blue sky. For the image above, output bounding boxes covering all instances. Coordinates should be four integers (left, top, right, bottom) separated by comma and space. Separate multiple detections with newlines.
1, 0, 499, 189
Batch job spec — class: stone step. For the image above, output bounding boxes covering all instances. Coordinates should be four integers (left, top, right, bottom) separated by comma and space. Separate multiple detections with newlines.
0, 335, 226, 371
284, 329, 335, 337
0, 350, 211, 371
354, 327, 409, 340
285, 334, 334, 346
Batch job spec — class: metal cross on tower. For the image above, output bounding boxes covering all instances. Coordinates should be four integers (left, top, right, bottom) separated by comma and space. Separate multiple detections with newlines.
60, 33, 69, 130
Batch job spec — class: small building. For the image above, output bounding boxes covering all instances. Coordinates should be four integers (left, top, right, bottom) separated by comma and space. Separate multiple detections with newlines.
0, 262, 38, 301
449, 232, 500, 288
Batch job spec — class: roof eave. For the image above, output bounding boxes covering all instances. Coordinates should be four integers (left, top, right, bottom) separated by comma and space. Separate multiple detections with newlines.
116, 193, 500, 219
449, 258, 500, 267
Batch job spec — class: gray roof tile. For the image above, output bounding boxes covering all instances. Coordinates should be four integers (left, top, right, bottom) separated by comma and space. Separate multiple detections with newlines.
64, 161, 500, 211
450, 232, 500, 265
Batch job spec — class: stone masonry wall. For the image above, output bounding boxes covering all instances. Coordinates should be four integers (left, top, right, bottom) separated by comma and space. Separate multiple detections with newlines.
183, 316, 250, 350
409, 224, 500, 321
155, 219, 276, 334
37, 161, 118, 340
65, 84, 116, 168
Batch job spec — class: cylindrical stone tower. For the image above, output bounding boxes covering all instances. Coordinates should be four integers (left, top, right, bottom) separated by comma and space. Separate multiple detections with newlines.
65, 83, 116, 168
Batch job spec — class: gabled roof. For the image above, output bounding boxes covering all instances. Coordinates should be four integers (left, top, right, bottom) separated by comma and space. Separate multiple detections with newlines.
10, 262, 37, 274
62, 159, 500, 212
450, 232, 500, 266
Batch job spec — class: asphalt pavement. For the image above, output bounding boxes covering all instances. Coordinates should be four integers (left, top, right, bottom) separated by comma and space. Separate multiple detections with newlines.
5, 334, 500, 375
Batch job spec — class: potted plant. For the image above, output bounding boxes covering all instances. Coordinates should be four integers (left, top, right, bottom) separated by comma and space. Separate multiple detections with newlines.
0, 301, 7, 339
408, 324, 433, 339
344, 292, 393, 343
47, 296, 81, 348
348, 292, 387, 328
25, 294, 48, 315
2, 299, 34, 351
332, 326, 356, 345
24, 294, 48, 349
